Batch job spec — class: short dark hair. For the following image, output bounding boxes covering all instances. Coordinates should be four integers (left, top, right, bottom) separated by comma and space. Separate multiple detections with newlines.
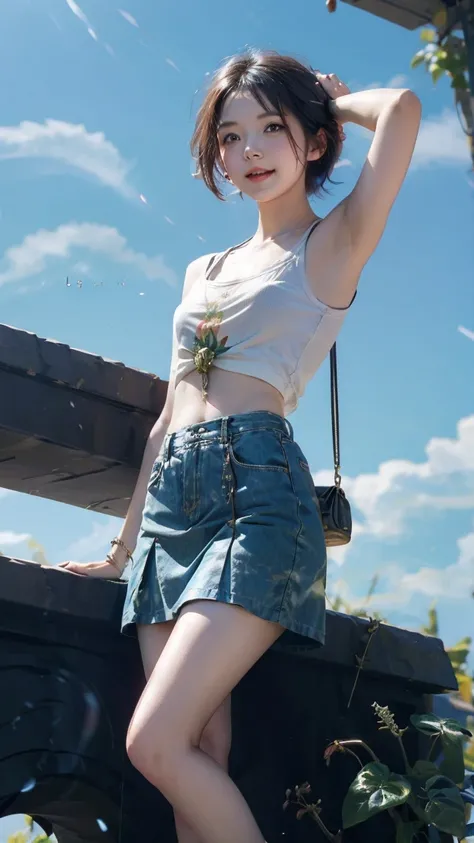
190, 48, 343, 201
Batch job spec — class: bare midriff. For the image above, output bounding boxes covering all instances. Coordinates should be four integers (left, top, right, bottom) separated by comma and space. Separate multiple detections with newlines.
167, 367, 285, 435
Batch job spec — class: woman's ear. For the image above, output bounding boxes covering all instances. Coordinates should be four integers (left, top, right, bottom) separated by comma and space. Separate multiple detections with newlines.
307, 128, 327, 162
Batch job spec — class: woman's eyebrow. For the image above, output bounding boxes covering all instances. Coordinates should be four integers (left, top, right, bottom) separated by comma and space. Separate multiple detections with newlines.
217, 111, 281, 130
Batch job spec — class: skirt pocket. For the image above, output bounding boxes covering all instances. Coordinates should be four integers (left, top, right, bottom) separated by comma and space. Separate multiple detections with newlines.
229, 429, 289, 473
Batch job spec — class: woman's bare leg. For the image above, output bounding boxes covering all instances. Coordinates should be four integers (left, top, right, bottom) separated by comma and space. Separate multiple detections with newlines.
128, 600, 284, 843
137, 621, 232, 843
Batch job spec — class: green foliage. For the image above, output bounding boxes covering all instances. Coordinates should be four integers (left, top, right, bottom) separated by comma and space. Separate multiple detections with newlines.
410, 25, 469, 93
410, 713, 471, 785
421, 605, 474, 772
423, 775, 466, 837
284, 703, 471, 842
420, 603, 438, 637
329, 574, 387, 622
7, 817, 51, 843
342, 762, 411, 828
410, 3, 472, 165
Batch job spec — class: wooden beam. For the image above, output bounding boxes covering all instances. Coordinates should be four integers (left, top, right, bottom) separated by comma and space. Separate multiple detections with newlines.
340, 0, 439, 30
0, 323, 167, 516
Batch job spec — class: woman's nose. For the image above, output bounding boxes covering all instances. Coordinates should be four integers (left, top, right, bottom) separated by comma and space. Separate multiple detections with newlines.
244, 145, 263, 159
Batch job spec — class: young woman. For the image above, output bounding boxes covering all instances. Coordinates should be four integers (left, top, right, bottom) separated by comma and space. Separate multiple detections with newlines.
60, 49, 421, 843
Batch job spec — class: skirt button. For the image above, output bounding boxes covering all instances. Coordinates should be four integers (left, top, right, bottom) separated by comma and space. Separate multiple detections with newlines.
198, 426, 206, 433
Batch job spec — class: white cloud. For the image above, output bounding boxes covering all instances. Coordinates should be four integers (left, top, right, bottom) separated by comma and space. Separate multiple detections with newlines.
332, 525, 474, 607
334, 158, 353, 170
360, 74, 409, 91
412, 109, 471, 168
313, 414, 474, 542
401, 528, 474, 599
387, 74, 409, 88
0, 531, 31, 546
0, 222, 178, 288
63, 518, 121, 562
0, 119, 136, 198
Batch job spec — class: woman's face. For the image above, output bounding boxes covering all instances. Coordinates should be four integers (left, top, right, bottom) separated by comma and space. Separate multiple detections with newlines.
216, 91, 321, 202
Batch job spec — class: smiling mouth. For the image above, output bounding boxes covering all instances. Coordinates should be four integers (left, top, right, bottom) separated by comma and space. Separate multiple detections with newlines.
246, 169, 275, 182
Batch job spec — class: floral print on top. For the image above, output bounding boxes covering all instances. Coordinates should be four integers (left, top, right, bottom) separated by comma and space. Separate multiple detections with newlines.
191, 300, 233, 399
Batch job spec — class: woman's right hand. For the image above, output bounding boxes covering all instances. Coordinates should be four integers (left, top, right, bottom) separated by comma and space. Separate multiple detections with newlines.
58, 559, 124, 579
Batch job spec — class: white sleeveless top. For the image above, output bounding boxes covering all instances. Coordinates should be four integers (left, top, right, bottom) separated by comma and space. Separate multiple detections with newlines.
172, 221, 353, 415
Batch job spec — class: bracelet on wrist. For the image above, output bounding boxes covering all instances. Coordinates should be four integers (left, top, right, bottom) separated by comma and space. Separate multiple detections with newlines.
110, 537, 134, 562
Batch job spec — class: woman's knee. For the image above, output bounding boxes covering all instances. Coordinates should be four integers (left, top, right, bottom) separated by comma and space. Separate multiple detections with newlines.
126, 718, 185, 781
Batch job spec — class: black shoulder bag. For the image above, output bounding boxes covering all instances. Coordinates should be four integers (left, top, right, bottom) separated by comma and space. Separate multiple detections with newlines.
314, 342, 353, 546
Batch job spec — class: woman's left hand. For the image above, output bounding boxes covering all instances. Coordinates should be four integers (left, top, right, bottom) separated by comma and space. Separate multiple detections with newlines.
314, 71, 351, 101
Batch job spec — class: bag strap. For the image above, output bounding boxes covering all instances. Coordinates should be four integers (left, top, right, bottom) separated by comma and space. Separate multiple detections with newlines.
329, 290, 357, 488
329, 343, 342, 488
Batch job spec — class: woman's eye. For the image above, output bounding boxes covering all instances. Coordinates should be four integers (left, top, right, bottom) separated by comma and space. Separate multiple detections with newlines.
222, 133, 239, 144
265, 122, 284, 133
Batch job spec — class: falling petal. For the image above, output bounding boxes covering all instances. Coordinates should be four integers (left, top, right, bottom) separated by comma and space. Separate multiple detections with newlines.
65, 0, 98, 41
165, 58, 180, 72
96, 819, 108, 832
164, 216, 175, 225
458, 325, 474, 341
139, 193, 148, 204
118, 9, 139, 27
139, 292, 145, 296
197, 235, 206, 242
105, 43, 115, 56
21, 778, 37, 793
70, 401, 75, 408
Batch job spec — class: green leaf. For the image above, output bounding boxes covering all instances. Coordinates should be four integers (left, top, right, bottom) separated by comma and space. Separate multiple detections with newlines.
451, 74, 469, 90
424, 777, 466, 837
395, 820, 422, 843
342, 762, 411, 829
410, 760, 440, 781
411, 50, 426, 69
430, 64, 445, 84
420, 27, 436, 43
447, 637, 471, 669
410, 713, 471, 738
410, 714, 469, 784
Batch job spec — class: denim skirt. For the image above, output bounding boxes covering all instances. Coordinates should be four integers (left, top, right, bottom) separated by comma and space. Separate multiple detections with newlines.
121, 410, 327, 643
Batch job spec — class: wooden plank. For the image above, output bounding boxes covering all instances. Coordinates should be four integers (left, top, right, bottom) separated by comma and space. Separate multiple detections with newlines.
0, 324, 167, 515
341, 0, 437, 29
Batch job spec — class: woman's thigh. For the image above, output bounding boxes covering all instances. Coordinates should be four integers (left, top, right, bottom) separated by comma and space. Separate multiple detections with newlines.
136, 619, 232, 752
137, 620, 176, 680
128, 599, 284, 753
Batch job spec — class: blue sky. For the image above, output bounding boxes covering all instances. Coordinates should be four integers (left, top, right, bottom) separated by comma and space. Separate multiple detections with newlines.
0, 0, 473, 837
